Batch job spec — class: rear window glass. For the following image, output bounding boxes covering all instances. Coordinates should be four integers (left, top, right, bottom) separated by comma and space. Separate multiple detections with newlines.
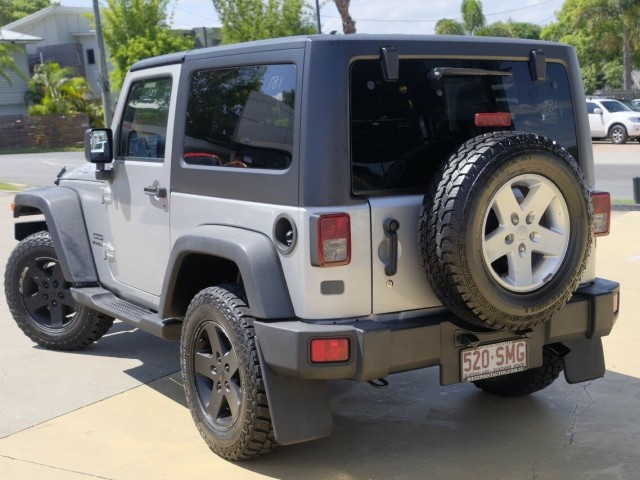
350, 59, 578, 195
184, 64, 296, 170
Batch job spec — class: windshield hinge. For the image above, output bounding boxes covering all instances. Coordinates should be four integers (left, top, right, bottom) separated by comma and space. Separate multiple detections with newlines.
103, 242, 115, 260
380, 46, 399, 82
529, 49, 546, 81
100, 186, 112, 204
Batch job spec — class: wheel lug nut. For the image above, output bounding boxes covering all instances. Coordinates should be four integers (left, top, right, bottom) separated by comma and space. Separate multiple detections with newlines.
225, 364, 230, 373
518, 243, 526, 257
505, 234, 514, 245
43, 294, 49, 300
511, 214, 519, 225
58, 292, 64, 299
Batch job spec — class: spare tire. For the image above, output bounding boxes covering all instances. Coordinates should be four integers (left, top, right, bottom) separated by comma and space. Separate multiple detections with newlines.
419, 132, 592, 331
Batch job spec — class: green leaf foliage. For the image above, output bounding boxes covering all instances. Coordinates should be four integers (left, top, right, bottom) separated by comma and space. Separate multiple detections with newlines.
25, 62, 104, 125
0, 0, 51, 25
102, 0, 195, 92
541, 0, 640, 93
212, 0, 316, 44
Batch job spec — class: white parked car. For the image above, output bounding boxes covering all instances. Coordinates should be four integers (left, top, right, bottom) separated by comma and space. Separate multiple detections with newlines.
587, 98, 640, 144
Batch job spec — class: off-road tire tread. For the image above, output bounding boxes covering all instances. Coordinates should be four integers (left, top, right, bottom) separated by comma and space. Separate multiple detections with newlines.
473, 348, 564, 397
418, 131, 592, 330
4, 231, 113, 350
181, 285, 276, 461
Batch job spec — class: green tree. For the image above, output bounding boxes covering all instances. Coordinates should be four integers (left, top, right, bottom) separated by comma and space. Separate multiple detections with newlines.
102, 0, 195, 92
578, 0, 640, 90
435, 0, 486, 36
0, 0, 51, 82
0, 44, 24, 84
476, 20, 541, 39
542, 0, 640, 93
0, 0, 51, 25
436, 1, 541, 39
461, 0, 485, 35
435, 18, 466, 36
212, 0, 316, 44
25, 62, 104, 125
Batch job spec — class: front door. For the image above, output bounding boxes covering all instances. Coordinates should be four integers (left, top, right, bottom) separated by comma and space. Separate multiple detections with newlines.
102, 65, 179, 299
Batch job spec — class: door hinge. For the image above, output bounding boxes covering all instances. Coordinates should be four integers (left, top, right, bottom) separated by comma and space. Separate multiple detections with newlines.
100, 186, 112, 204
103, 242, 115, 260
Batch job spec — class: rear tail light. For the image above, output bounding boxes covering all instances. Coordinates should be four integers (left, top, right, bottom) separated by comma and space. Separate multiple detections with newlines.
591, 191, 611, 237
312, 213, 351, 267
310, 338, 350, 363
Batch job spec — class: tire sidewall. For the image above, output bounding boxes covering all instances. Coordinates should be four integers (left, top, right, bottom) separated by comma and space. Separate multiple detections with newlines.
5, 232, 94, 343
181, 291, 252, 450
461, 144, 591, 325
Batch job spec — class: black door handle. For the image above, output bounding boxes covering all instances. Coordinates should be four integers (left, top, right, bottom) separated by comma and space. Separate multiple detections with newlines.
384, 218, 400, 276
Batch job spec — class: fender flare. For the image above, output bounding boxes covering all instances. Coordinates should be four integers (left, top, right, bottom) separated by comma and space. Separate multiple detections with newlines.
13, 187, 98, 284
160, 225, 295, 319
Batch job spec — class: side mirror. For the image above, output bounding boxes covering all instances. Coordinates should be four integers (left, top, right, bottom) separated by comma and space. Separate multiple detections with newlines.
593, 107, 603, 115
84, 128, 113, 164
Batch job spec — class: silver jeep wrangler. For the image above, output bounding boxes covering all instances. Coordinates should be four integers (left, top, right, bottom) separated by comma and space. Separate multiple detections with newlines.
5, 35, 620, 460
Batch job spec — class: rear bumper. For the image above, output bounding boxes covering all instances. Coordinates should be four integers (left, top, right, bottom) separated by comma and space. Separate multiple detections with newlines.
254, 278, 620, 385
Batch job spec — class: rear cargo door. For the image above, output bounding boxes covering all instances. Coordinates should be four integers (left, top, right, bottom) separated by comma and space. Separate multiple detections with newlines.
369, 196, 440, 313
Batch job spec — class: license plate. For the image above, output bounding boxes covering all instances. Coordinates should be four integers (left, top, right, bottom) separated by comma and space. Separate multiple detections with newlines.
461, 339, 527, 382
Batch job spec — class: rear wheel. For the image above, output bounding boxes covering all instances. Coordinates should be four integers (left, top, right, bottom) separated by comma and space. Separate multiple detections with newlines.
4, 231, 113, 350
473, 347, 563, 397
180, 285, 276, 460
609, 124, 628, 144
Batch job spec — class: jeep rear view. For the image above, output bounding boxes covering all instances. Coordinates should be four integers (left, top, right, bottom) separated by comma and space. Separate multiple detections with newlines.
5, 35, 619, 460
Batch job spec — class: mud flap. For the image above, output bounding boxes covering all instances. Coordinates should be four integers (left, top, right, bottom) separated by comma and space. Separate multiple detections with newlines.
256, 341, 333, 445
562, 337, 606, 384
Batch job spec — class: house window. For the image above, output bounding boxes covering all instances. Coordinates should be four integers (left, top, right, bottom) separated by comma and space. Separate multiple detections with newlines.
87, 49, 95, 65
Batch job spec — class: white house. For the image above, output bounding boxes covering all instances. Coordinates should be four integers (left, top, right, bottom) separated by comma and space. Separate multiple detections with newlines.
0, 29, 42, 116
2, 5, 112, 103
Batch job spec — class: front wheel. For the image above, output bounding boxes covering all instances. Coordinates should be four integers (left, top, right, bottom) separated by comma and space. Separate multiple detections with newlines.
180, 285, 276, 460
609, 124, 628, 144
4, 231, 113, 350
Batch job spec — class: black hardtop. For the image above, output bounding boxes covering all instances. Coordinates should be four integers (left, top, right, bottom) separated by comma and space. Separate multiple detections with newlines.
130, 34, 574, 72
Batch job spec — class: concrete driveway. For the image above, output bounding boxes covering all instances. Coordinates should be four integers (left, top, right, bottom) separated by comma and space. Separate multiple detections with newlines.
0, 191, 639, 480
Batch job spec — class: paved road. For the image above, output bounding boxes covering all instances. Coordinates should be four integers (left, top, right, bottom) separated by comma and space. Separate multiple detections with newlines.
0, 190, 639, 479
0, 143, 639, 200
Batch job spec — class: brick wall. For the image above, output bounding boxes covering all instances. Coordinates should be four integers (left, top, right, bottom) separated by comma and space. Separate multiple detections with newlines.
0, 113, 90, 150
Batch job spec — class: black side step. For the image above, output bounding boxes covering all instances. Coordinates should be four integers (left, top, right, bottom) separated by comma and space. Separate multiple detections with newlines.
71, 286, 182, 340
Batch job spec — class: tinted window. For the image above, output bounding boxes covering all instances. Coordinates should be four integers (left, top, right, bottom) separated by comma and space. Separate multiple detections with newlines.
184, 64, 296, 170
586, 102, 598, 114
351, 59, 578, 194
600, 100, 630, 113
119, 77, 172, 161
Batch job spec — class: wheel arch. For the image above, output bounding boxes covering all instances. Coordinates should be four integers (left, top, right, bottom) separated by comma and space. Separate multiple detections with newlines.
608, 122, 628, 136
12, 187, 98, 284
160, 225, 295, 320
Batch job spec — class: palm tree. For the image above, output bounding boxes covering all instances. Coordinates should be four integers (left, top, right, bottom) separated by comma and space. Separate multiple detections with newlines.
25, 62, 95, 117
334, 0, 356, 34
435, 0, 486, 36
